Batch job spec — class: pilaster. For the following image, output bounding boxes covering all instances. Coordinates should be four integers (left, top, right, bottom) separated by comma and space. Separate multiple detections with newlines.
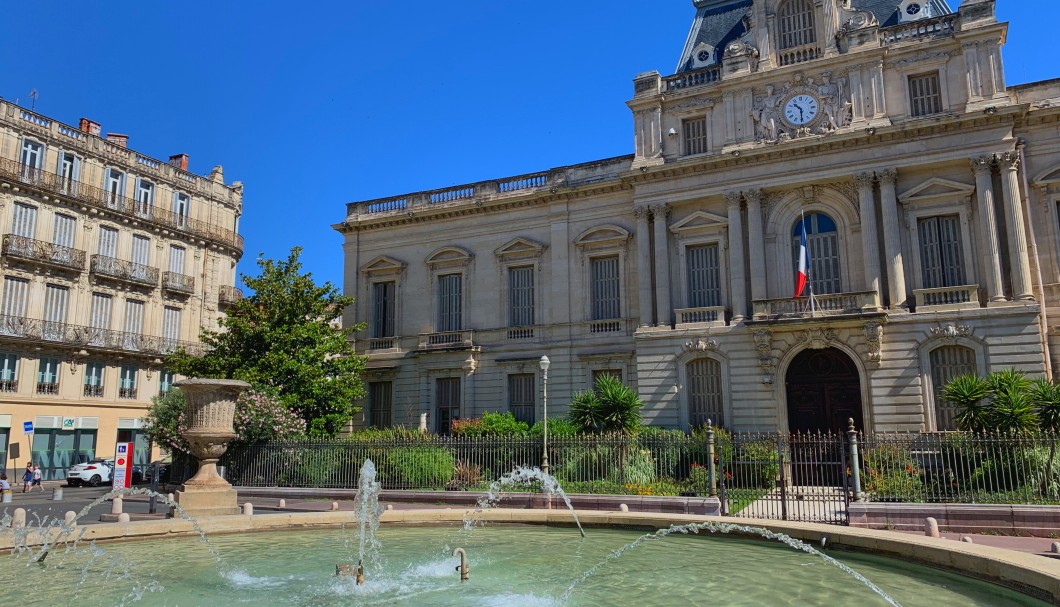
744, 189, 766, 310
635, 206, 654, 327
726, 192, 747, 324
854, 172, 881, 301
971, 156, 1006, 302
651, 204, 673, 328
998, 152, 1034, 300
878, 169, 907, 308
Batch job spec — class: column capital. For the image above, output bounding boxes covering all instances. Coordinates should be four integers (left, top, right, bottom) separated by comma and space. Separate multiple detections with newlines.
649, 203, 671, 219
878, 168, 898, 185
853, 172, 875, 190
743, 188, 763, 205
997, 150, 1020, 172
633, 205, 650, 219
724, 191, 742, 208
971, 155, 994, 175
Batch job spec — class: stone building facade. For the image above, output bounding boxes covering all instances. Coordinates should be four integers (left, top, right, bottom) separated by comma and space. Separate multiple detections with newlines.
336, 0, 1060, 435
0, 101, 244, 478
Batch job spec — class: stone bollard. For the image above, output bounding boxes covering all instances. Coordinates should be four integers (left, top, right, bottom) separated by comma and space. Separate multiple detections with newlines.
924, 517, 940, 538
961, 536, 973, 543
243, 503, 254, 516
64, 511, 77, 530
386, 504, 393, 511
117, 513, 130, 523
279, 499, 286, 508
331, 501, 340, 511
12, 508, 26, 529
52, 486, 63, 501
1, 488, 11, 503
111, 497, 123, 515
168, 493, 175, 503
1052, 542, 1060, 554
619, 504, 629, 512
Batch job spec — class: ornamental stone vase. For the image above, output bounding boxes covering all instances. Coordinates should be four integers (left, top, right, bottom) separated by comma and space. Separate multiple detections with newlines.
173, 378, 250, 517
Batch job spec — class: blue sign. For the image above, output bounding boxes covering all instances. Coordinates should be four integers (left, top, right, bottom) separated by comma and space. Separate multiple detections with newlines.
23, 421, 33, 433
117, 444, 128, 454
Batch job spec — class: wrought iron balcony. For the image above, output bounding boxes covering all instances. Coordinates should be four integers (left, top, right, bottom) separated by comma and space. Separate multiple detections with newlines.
0, 379, 17, 393
0, 157, 244, 253
162, 271, 196, 295
753, 291, 880, 320
83, 384, 104, 398
36, 382, 59, 395
90, 255, 159, 288
2, 234, 86, 272
218, 285, 243, 307
0, 313, 205, 357
118, 386, 138, 400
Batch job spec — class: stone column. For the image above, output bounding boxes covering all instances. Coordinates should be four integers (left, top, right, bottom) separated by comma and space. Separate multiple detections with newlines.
855, 173, 882, 301
651, 204, 673, 327
878, 169, 907, 308
971, 156, 1006, 302
726, 192, 747, 323
635, 206, 654, 327
998, 151, 1035, 300
744, 189, 767, 308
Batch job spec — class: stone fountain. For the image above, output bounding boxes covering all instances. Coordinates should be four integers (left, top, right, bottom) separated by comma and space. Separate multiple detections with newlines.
173, 378, 250, 517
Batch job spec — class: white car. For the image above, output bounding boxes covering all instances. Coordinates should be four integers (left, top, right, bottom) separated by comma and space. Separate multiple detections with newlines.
66, 458, 113, 487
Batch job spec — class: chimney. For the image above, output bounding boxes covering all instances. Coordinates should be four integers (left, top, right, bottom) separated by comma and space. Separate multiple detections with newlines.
106, 133, 129, 148
79, 118, 102, 136
168, 153, 190, 171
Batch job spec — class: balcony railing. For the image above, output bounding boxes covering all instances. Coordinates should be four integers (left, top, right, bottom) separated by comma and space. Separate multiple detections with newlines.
778, 44, 821, 67
118, 386, 138, 400
0, 157, 244, 253
0, 379, 17, 393
753, 291, 879, 319
36, 382, 59, 395
581, 318, 636, 337
83, 384, 104, 398
418, 330, 475, 350
880, 13, 958, 46
90, 255, 159, 288
218, 285, 243, 307
675, 306, 727, 327
507, 327, 536, 340
0, 314, 205, 357
913, 285, 980, 311
162, 271, 196, 295
2, 234, 86, 272
368, 338, 397, 351
664, 65, 722, 92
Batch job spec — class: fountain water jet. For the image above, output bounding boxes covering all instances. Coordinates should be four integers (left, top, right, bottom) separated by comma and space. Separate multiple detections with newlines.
337, 459, 383, 583
469, 466, 585, 537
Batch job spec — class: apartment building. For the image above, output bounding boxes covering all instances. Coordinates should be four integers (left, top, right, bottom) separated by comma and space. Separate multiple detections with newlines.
336, 0, 1060, 435
0, 101, 244, 478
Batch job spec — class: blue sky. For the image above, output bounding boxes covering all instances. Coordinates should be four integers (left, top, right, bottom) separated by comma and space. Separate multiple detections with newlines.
2, 1, 1053, 291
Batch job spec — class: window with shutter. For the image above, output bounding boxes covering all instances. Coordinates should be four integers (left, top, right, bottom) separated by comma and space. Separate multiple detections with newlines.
777, 0, 816, 50
131, 235, 151, 281
437, 274, 462, 332
169, 246, 186, 274
507, 374, 536, 425
435, 377, 461, 434
20, 140, 44, 182
84, 362, 105, 398
42, 285, 68, 341
36, 357, 60, 394
123, 299, 145, 350
105, 169, 125, 207
909, 72, 943, 117
687, 358, 724, 428
162, 307, 181, 352
590, 256, 621, 320
368, 382, 393, 428
686, 244, 721, 308
929, 346, 977, 430
52, 214, 75, 247
682, 117, 709, 156
918, 215, 964, 289
97, 226, 118, 258
119, 364, 138, 399
1, 277, 29, 318
0, 353, 18, 392
58, 152, 79, 194
792, 214, 842, 295
135, 179, 154, 217
372, 281, 396, 338
173, 193, 191, 227
508, 267, 535, 327
12, 203, 37, 239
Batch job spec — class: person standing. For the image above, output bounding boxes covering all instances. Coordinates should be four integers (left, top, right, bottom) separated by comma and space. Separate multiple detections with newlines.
21, 463, 33, 492
31, 464, 43, 492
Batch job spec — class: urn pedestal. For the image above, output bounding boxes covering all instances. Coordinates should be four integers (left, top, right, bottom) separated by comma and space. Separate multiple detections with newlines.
173, 378, 250, 517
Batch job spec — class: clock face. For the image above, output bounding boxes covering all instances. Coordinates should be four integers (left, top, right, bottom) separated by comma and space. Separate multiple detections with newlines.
907, 3, 921, 15
784, 94, 819, 126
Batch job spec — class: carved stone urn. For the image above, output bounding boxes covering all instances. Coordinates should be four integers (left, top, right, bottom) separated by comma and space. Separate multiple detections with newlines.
173, 378, 250, 517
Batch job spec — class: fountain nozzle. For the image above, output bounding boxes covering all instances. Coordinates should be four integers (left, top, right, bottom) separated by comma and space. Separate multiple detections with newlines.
453, 547, 470, 582
356, 560, 365, 585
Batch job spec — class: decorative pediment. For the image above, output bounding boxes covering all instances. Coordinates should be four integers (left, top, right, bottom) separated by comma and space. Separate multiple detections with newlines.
1033, 162, 1060, 188
898, 178, 975, 207
360, 255, 407, 277
425, 246, 473, 270
670, 210, 729, 238
494, 237, 547, 261
574, 224, 631, 250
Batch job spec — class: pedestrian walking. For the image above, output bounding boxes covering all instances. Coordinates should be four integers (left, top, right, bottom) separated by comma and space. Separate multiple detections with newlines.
31, 464, 43, 492
21, 463, 33, 493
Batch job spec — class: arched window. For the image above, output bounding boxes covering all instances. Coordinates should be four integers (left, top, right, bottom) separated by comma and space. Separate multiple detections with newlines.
777, 0, 817, 50
687, 358, 723, 428
929, 345, 978, 431
792, 214, 841, 295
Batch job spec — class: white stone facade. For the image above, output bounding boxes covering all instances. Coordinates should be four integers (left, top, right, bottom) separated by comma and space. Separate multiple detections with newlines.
337, 0, 1060, 434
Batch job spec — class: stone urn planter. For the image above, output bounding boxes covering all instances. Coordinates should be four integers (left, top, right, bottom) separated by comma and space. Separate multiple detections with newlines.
174, 378, 250, 517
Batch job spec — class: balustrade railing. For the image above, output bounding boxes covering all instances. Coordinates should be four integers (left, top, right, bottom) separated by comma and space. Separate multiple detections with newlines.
36, 382, 59, 395
913, 285, 980, 310
419, 330, 475, 349
880, 13, 958, 46
429, 187, 475, 204
90, 255, 159, 287
664, 65, 722, 91
0, 313, 204, 357
0, 379, 16, 393
162, 271, 196, 294
368, 338, 397, 351
498, 173, 547, 193
2, 234, 86, 272
778, 44, 821, 67
675, 306, 727, 327
753, 291, 879, 318
507, 327, 535, 340
118, 386, 138, 400
218, 285, 243, 306
83, 384, 104, 398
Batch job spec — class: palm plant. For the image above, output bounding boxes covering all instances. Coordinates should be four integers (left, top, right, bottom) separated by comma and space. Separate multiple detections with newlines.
942, 373, 991, 432
568, 375, 643, 435
1029, 378, 1060, 492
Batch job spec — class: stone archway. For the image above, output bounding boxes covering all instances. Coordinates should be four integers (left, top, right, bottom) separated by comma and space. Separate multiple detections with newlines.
785, 347, 863, 434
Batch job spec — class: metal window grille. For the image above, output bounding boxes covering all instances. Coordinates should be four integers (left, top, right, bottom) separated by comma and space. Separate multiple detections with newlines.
1, 277, 28, 317
169, 246, 186, 274
372, 281, 396, 338
435, 377, 461, 434
778, 0, 816, 50
687, 358, 723, 428
686, 244, 721, 308
119, 364, 138, 399
437, 274, 462, 332
368, 381, 393, 428
508, 267, 535, 327
12, 203, 37, 239
682, 117, 709, 156
52, 214, 75, 248
918, 215, 964, 289
792, 214, 841, 295
590, 256, 621, 320
97, 226, 118, 257
507, 373, 536, 425
929, 346, 977, 431
0, 353, 18, 392
909, 72, 943, 117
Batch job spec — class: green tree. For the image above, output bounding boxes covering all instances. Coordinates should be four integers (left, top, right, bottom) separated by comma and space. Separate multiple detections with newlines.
942, 373, 991, 432
165, 248, 366, 435
568, 375, 643, 435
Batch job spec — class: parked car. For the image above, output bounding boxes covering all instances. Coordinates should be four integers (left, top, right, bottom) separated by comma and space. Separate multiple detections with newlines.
141, 461, 171, 485
66, 458, 113, 487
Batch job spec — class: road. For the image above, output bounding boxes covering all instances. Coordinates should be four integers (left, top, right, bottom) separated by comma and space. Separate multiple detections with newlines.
2, 484, 167, 526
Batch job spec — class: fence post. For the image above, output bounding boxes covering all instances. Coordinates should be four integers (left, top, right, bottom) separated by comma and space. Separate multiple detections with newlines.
777, 433, 788, 521
707, 420, 718, 497
847, 418, 863, 501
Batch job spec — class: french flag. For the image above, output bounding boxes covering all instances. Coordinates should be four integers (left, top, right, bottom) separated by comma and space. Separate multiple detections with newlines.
794, 219, 810, 298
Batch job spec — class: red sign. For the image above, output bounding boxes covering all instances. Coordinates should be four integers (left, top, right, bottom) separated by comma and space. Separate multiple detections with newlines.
112, 442, 135, 490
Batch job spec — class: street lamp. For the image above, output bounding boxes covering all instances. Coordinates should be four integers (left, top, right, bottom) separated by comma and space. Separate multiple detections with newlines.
539, 355, 551, 475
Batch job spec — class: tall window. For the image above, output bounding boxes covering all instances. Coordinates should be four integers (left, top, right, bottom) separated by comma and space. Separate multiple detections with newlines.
437, 274, 462, 332
590, 256, 621, 320
169, 245, 186, 274
162, 307, 182, 351
918, 215, 965, 289
372, 281, 396, 338
119, 365, 138, 399
135, 179, 154, 216
686, 244, 721, 308
104, 169, 125, 207
683, 117, 709, 156
20, 140, 43, 181
42, 284, 68, 341
97, 226, 118, 258
508, 267, 535, 327
131, 235, 151, 280
777, 0, 816, 50
52, 214, 75, 248
687, 358, 723, 428
0, 353, 19, 392
1, 277, 29, 318
909, 72, 943, 117
435, 377, 461, 434
58, 152, 80, 194
37, 357, 60, 394
123, 299, 145, 350
792, 214, 841, 295
159, 370, 175, 396
84, 362, 105, 397
172, 192, 191, 227
12, 202, 37, 239
930, 346, 977, 431
507, 374, 536, 425
368, 381, 393, 429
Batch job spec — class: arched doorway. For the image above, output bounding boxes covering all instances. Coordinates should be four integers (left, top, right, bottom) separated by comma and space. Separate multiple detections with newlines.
785, 347, 863, 434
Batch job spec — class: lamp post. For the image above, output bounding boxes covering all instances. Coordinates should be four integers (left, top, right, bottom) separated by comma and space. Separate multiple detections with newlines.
539, 355, 551, 475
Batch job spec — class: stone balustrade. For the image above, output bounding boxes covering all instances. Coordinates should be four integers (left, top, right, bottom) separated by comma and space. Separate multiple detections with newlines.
753, 291, 879, 319
418, 330, 475, 350
880, 13, 958, 46
913, 285, 981, 311
675, 306, 727, 328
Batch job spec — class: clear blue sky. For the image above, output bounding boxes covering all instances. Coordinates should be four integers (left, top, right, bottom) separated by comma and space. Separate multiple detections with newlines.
3, 1, 1053, 291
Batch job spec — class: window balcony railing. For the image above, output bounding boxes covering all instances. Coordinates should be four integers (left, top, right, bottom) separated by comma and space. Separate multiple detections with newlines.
118, 386, 138, 400
778, 44, 821, 67
664, 65, 722, 92
507, 327, 536, 340
0, 379, 17, 393
90, 255, 159, 288
2, 235, 86, 272
368, 337, 397, 351
218, 285, 243, 307
880, 13, 958, 46
162, 271, 196, 295
0, 157, 244, 253
753, 291, 880, 320
418, 330, 475, 350
0, 313, 205, 357
582, 318, 635, 336
83, 384, 104, 398
675, 306, 727, 328
36, 382, 59, 395
913, 285, 980, 311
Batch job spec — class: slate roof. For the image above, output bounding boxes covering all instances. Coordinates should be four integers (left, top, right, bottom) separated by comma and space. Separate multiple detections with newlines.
676, 0, 954, 74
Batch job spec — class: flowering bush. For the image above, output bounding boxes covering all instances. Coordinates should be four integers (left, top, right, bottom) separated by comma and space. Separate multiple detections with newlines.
689, 463, 711, 494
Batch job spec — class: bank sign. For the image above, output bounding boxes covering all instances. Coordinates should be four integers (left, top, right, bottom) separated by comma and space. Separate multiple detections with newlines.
112, 442, 135, 490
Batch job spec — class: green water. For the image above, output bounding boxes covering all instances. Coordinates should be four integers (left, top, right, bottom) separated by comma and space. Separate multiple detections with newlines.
0, 525, 1049, 606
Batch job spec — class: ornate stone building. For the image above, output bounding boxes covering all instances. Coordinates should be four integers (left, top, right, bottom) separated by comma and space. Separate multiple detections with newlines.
336, 0, 1060, 435
0, 101, 244, 478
